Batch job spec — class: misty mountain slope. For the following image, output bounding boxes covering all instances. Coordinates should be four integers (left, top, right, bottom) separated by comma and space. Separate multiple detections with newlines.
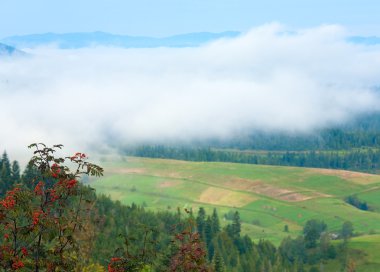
0, 31, 240, 49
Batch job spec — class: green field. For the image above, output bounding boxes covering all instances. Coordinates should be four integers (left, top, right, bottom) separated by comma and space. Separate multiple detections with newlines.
91, 157, 380, 239
347, 235, 380, 272
91, 156, 380, 267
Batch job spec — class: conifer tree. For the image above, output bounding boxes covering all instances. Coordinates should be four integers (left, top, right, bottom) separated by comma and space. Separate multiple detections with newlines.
204, 216, 214, 259
205, 216, 213, 246
196, 207, 206, 237
21, 160, 42, 189
231, 211, 241, 238
211, 208, 220, 233
1, 152, 11, 174
213, 251, 225, 272
0, 151, 12, 195
11, 160, 21, 183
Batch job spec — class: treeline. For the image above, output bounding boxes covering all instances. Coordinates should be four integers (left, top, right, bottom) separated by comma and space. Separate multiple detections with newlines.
216, 128, 380, 151
211, 113, 380, 151
127, 145, 380, 173
123, 113, 380, 173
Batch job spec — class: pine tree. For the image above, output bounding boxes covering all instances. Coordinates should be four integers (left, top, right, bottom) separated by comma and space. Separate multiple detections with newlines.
11, 161, 21, 183
231, 211, 241, 238
213, 251, 225, 272
204, 216, 214, 259
196, 207, 206, 238
211, 208, 220, 234
21, 161, 42, 189
0, 151, 12, 195
205, 216, 213, 244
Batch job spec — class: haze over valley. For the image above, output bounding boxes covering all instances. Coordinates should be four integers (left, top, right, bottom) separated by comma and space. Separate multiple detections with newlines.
2, 25, 380, 162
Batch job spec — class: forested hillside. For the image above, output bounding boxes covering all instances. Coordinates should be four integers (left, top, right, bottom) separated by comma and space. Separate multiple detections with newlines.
124, 113, 380, 173
0, 146, 369, 271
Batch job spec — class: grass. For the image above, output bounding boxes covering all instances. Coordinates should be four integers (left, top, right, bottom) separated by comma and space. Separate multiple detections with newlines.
357, 188, 380, 212
348, 235, 380, 271
91, 156, 380, 268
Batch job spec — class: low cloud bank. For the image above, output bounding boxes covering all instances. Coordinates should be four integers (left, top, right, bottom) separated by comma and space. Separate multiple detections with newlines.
1, 24, 380, 161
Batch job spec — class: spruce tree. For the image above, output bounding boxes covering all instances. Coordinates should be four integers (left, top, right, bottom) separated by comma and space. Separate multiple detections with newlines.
21, 161, 42, 189
204, 216, 213, 259
213, 251, 225, 272
211, 208, 220, 233
11, 160, 21, 183
205, 216, 213, 245
0, 151, 12, 195
231, 211, 241, 238
196, 207, 206, 237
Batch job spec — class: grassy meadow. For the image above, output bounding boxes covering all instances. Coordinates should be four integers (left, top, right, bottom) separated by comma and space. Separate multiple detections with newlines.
91, 156, 380, 268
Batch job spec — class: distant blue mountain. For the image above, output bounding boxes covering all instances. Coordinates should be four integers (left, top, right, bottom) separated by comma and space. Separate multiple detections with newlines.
1, 31, 241, 49
3, 32, 379, 49
0, 43, 25, 56
348, 36, 380, 45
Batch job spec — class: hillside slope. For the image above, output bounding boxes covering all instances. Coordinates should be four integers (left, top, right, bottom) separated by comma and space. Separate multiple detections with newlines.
92, 157, 380, 244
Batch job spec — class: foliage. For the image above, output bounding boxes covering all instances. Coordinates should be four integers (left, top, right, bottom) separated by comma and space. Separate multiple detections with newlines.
341, 221, 354, 240
345, 195, 370, 211
169, 213, 211, 272
303, 219, 327, 248
107, 225, 158, 272
0, 143, 103, 271
0, 152, 17, 196
127, 140, 380, 173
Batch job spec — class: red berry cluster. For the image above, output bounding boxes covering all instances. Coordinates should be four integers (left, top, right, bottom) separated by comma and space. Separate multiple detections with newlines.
0, 188, 20, 209
51, 163, 61, 178
108, 257, 123, 272
21, 247, 28, 257
70, 152, 87, 161
11, 258, 24, 270
32, 209, 46, 226
34, 181, 44, 196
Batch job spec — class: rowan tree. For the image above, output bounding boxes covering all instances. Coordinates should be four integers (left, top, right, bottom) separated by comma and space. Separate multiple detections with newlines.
0, 143, 103, 271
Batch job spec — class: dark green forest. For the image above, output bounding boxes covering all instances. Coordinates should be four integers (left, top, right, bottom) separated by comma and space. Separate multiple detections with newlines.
124, 113, 380, 173
128, 145, 380, 173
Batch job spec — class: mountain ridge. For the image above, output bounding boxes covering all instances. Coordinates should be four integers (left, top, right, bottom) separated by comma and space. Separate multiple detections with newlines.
1, 31, 241, 49
3, 31, 380, 50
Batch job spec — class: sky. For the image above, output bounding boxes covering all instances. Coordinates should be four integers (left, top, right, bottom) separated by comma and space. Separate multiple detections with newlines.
1, 0, 380, 38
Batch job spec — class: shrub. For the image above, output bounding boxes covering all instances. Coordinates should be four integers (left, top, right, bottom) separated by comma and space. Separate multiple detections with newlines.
0, 143, 103, 271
